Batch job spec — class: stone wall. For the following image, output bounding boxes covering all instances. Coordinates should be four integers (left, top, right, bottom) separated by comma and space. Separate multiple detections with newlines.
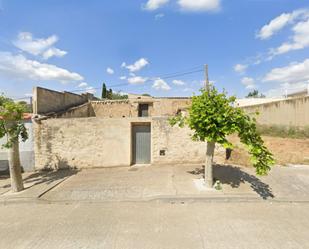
90, 98, 191, 118
242, 96, 309, 127
56, 103, 95, 118
33, 117, 209, 169
152, 98, 191, 116
33, 87, 93, 114
91, 100, 137, 118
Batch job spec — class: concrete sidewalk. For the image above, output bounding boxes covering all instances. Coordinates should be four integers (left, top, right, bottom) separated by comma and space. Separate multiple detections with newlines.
41, 164, 309, 202
1, 164, 309, 203
0, 170, 77, 204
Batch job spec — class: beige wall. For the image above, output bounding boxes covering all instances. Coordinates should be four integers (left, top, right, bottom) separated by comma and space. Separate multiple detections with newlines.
91, 100, 138, 118
33, 117, 207, 170
152, 117, 205, 164
242, 96, 309, 127
33, 87, 92, 114
56, 103, 95, 118
90, 98, 191, 118
34, 117, 140, 169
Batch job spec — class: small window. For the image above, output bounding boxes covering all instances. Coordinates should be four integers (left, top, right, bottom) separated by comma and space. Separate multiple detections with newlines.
138, 104, 149, 117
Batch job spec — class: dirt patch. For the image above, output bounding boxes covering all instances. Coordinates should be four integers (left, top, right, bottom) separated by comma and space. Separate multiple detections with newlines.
215, 136, 309, 167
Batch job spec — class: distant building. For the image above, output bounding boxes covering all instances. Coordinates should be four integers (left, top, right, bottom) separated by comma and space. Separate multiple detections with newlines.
287, 85, 309, 98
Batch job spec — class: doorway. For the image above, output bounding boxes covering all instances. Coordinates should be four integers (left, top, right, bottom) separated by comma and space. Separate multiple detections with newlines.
132, 124, 151, 164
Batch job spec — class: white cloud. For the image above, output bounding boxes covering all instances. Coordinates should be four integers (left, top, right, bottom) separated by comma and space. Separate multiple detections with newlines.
78, 82, 88, 88
85, 86, 96, 94
77, 82, 96, 94
152, 78, 171, 90
124, 58, 149, 72
241, 77, 256, 89
263, 59, 309, 84
257, 13, 296, 40
0, 52, 83, 83
234, 64, 248, 74
13, 32, 67, 59
178, 0, 220, 12
155, 13, 165, 20
264, 81, 309, 98
172, 79, 185, 85
106, 67, 114, 74
127, 76, 148, 84
119, 76, 127, 80
256, 9, 309, 40
183, 87, 193, 92
144, 0, 169, 11
42, 47, 67, 60
271, 18, 309, 56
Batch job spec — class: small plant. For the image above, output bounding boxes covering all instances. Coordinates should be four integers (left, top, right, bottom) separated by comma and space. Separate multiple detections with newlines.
214, 180, 222, 190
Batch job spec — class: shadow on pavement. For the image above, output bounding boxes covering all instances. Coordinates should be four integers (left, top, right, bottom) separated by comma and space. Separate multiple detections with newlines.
1, 169, 79, 190
188, 164, 274, 199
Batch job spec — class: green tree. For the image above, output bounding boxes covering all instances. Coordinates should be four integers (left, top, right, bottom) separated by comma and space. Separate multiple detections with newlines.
246, 90, 265, 98
170, 87, 274, 187
107, 88, 113, 99
101, 83, 107, 99
0, 95, 28, 192
18, 101, 32, 113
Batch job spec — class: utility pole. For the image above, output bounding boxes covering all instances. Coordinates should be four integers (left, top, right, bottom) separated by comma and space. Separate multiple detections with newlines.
205, 64, 209, 91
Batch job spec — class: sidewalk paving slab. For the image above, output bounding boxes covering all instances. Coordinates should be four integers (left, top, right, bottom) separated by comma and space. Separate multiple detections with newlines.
0, 169, 77, 204
40, 164, 309, 203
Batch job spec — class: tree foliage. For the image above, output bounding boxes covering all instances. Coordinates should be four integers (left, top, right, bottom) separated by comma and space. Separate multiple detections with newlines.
246, 90, 265, 98
101, 83, 107, 99
0, 95, 28, 148
102, 82, 128, 100
170, 88, 274, 175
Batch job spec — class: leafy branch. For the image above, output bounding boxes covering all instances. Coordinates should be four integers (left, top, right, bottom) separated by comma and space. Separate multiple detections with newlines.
169, 87, 274, 175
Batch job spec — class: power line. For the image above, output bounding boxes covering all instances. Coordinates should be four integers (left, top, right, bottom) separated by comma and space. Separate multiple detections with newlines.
10, 65, 204, 99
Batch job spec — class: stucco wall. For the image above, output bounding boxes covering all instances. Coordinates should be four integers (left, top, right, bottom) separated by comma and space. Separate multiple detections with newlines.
33, 87, 92, 114
242, 96, 309, 127
33, 117, 208, 169
34, 118, 150, 169
152, 117, 205, 164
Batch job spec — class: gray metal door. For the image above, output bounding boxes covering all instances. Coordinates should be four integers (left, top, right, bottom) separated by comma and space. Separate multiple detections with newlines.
132, 125, 151, 164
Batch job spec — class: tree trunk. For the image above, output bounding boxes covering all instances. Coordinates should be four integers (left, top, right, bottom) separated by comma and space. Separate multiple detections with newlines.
8, 137, 24, 192
204, 141, 215, 188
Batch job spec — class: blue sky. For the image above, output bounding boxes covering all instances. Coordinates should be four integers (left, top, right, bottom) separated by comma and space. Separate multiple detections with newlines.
0, 0, 309, 100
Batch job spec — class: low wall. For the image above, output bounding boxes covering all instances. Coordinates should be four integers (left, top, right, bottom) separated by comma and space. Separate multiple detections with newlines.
33, 87, 93, 114
33, 117, 208, 169
242, 96, 309, 127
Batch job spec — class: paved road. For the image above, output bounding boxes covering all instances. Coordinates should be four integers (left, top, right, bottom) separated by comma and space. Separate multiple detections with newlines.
0, 201, 308, 249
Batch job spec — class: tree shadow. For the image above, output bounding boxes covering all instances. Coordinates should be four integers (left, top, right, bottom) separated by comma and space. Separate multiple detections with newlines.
1, 158, 79, 190
187, 164, 274, 200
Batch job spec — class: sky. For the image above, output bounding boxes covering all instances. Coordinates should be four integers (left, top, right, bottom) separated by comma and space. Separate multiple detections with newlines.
0, 0, 309, 101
